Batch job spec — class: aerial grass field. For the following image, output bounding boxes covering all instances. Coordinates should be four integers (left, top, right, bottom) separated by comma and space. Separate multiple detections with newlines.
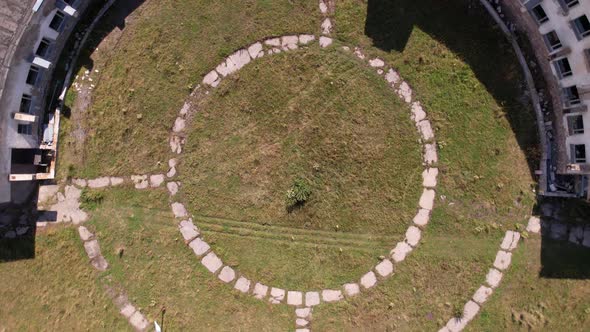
15, 0, 589, 330
84, 187, 293, 330
0, 228, 129, 330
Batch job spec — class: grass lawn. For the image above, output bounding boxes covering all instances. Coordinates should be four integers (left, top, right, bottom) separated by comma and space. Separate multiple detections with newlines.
177, 45, 423, 289
0, 228, 129, 331
84, 187, 293, 331
59, 0, 320, 179
469, 237, 590, 331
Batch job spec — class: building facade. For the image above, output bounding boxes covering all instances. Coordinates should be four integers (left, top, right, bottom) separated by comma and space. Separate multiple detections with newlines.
506, 0, 590, 198
0, 0, 96, 205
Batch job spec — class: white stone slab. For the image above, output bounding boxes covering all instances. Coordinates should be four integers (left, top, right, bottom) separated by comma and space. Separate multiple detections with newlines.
411, 102, 426, 122
179, 219, 199, 242
110, 177, 124, 186
375, 259, 394, 277
281, 35, 299, 50
203, 70, 220, 87
78, 226, 94, 242
526, 216, 541, 233
424, 143, 438, 165
360, 271, 377, 289
417, 120, 434, 141
485, 268, 503, 288
500, 231, 520, 251
472, 285, 493, 304
264, 38, 281, 47
422, 168, 438, 188
296, 307, 311, 318
120, 303, 136, 319
299, 34, 315, 45
129, 311, 149, 331
296, 318, 309, 327
88, 177, 110, 188
173, 117, 186, 133
150, 174, 165, 187
405, 226, 421, 247
390, 241, 413, 263
321, 18, 332, 35
369, 58, 385, 67
218, 266, 236, 283
188, 238, 210, 257
343, 283, 360, 296
319, 36, 333, 48
305, 291, 320, 306
493, 250, 512, 271
201, 252, 223, 274
413, 209, 430, 226
269, 288, 285, 304
397, 81, 412, 103
322, 289, 343, 303
253, 283, 268, 299
419, 189, 435, 210
234, 277, 251, 293
247, 42, 263, 59
167, 181, 179, 196
171, 202, 188, 218
84, 240, 101, 259
287, 291, 303, 306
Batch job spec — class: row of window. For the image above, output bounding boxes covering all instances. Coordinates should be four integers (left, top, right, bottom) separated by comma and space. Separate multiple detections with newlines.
530, 0, 590, 40
15, 4, 75, 136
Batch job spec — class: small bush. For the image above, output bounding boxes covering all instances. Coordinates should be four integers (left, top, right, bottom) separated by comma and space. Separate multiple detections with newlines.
286, 178, 312, 211
80, 189, 104, 211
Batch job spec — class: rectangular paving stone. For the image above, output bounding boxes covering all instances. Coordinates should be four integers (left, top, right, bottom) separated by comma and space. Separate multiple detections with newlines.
269, 288, 285, 304
375, 259, 394, 277
287, 291, 303, 306
493, 251, 512, 271
201, 252, 223, 274
322, 289, 343, 302
234, 277, 251, 293
218, 266, 236, 283
305, 291, 320, 306
253, 283, 268, 299
188, 238, 210, 257
343, 283, 360, 296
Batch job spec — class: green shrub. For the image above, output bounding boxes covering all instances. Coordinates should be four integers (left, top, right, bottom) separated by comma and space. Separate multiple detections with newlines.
80, 189, 104, 211
286, 178, 312, 210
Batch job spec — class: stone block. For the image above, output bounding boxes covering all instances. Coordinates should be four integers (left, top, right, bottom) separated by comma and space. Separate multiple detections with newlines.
287, 291, 303, 306
201, 252, 223, 274
413, 208, 430, 226
405, 226, 421, 247
360, 271, 377, 289
218, 266, 236, 283
493, 251, 512, 271
485, 268, 503, 288
375, 259, 394, 277
253, 283, 268, 299
322, 289, 343, 302
234, 277, 251, 293
188, 238, 210, 256
305, 291, 320, 306
343, 283, 360, 296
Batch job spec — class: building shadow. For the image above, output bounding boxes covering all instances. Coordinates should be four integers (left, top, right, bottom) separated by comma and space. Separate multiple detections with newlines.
538, 198, 590, 279
365, 0, 590, 279
365, 0, 539, 177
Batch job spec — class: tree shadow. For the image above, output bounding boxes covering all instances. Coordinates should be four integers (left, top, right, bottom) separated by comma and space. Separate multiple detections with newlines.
365, 0, 539, 177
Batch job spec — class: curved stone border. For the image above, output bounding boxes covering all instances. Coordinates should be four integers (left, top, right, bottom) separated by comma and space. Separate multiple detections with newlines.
438, 227, 526, 332
165, 31, 440, 313
77, 224, 150, 331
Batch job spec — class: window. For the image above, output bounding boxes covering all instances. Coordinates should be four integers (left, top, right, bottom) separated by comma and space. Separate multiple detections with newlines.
567, 114, 584, 135
35, 38, 51, 57
570, 144, 586, 163
17, 124, 32, 135
553, 58, 573, 78
563, 86, 581, 107
49, 11, 65, 31
543, 31, 562, 51
26, 65, 40, 85
558, 0, 579, 10
62, 0, 76, 4
572, 15, 590, 40
531, 4, 549, 24
19, 94, 32, 114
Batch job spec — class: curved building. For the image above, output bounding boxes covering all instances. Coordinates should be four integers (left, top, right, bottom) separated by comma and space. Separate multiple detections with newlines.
0, 0, 96, 205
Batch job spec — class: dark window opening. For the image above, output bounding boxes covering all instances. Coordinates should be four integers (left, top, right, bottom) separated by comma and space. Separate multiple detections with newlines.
554, 58, 573, 78
35, 38, 51, 57
17, 124, 32, 135
49, 11, 65, 31
543, 31, 562, 51
62, 0, 76, 5
26, 66, 40, 85
564, 86, 581, 106
19, 94, 32, 114
572, 15, 590, 39
567, 114, 584, 135
532, 5, 549, 24
571, 144, 587, 163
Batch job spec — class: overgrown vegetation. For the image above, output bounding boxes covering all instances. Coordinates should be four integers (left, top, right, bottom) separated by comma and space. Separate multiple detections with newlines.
80, 188, 104, 211
285, 178, 312, 211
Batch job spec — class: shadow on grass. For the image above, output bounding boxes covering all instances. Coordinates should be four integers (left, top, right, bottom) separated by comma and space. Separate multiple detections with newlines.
365, 0, 590, 279
538, 198, 590, 279
365, 0, 539, 177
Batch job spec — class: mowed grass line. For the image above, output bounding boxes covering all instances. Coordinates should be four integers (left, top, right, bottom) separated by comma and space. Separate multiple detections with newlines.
85, 187, 293, 331
59, 0, 320, 179
0, 227, 130, 331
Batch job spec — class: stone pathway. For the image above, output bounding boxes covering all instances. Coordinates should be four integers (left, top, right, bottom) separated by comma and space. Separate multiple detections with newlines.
162, 1, 440, 329
27, 1, 557, 331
